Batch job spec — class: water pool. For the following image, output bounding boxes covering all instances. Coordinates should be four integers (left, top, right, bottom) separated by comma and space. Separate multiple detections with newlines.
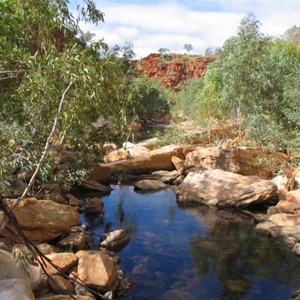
81, 186, 300, 300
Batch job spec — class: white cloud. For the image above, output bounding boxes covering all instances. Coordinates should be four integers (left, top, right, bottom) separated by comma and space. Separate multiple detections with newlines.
78, 1, 300, 58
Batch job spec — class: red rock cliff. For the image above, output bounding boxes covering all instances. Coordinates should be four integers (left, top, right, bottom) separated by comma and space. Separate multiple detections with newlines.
137, 53, 215, 91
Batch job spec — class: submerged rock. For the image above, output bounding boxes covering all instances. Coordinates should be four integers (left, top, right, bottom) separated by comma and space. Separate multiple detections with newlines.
100, 229, 130, 252
176, 169, 277, 208
85, 197, 104, 214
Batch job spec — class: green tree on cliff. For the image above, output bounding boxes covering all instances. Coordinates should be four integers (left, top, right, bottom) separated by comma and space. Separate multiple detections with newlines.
183, 43, 193, 54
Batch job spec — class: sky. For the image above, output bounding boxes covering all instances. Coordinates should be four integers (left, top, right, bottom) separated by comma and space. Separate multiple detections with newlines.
75, 0, 300, 58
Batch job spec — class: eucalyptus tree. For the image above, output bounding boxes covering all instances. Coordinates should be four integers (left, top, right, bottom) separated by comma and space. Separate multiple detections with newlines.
183, 43, 193, 54
0, 0, 150, 186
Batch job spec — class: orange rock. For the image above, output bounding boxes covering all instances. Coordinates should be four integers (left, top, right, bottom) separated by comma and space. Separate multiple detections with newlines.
286, 189, 300, 205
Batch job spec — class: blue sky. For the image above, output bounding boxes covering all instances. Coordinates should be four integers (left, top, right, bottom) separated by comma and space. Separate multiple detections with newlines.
74, 0, 300, 57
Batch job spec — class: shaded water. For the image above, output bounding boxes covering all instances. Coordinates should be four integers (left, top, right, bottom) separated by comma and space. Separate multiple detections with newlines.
81, 186, 300, 300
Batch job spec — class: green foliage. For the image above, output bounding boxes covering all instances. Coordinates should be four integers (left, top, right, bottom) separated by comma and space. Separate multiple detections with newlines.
175, 13, 300, 152
154, 127, 192, 147
0, 0, 159, 188
183, 43, 193, 54
12, 248, 31, 278
176, 78, 204, 119
137, 79, 173, 120
284, 25, 300, 44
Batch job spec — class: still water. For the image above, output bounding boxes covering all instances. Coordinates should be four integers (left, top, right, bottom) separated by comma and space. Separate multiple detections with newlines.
81, 186, 300, 300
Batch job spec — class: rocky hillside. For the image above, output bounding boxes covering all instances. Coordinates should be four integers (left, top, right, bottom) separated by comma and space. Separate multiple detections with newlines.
137, 53, 215, 91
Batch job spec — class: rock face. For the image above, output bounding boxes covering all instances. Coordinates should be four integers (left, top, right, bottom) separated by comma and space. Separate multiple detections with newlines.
137, 53, 215, 91
183, 146, 287, 179
176, 169, 277, 208
106, 145, 184, 175
77, 252, 117, 290
10, 198, 80, 243
0, 278, 35, 300
0, 249, 42, 290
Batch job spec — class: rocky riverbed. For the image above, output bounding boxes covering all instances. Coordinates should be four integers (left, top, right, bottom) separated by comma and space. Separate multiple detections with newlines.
0, 138, 300, 299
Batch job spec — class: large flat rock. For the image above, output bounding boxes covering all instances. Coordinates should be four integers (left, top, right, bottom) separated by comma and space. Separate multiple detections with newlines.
106, 145, 184, 175
176, 169, 277, 208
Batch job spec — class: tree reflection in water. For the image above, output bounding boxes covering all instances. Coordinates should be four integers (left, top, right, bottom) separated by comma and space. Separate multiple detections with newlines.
188, 205, 300, 299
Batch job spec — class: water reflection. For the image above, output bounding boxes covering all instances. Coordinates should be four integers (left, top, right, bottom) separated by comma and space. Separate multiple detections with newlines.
81, 186, 300, 299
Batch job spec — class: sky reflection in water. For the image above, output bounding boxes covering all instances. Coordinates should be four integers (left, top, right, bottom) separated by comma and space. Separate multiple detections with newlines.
81, 186, 300, 300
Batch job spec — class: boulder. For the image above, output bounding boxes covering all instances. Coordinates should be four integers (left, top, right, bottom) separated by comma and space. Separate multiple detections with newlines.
171, 156, 185, 173
43, 252, 78, 275
0, 249, 42, 290
80, 180, 111, 194
267, 200, 300, 215
104, 149, 130, 163
150, 170, 180, 184
47, 274, 75, 294
36, 295, 95, 300
176, 169, 277, 208
134, 179, 167, 191
183, 146, 287, 179
286, 189, 300, 204
88, 164, 112, 184
66, 194, 82, 207
0, 279, 35, 300
272, 175, 289, 200
100, 229, 130, 252
37, 243, 55, 255
58, 232, 86, 251
85, 197, 104, 214
107, 145, 184, 175
256, 211, 300, 241
9, 198, 80, 243
136, 138, 158, 150
127, 146, 150, 158
77, 252, 117, 290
